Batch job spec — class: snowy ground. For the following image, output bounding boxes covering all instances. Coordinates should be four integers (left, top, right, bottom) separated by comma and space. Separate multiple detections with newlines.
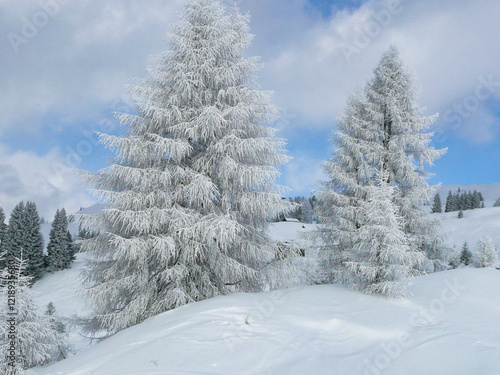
28, 267, 500, 375
26, 201, 500, 375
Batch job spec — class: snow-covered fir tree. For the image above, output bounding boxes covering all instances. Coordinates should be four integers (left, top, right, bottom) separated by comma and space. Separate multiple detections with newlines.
459, 241, 472, 266
46, 209, 74, 272
431, 193, 442, 213
363, 46, 446, 269
494, 198, 500, 207
344, 172, 426, 297
458, 209, 464, 219
473, 237, 498, 268
0, 256, 68, 373
76, 0, 291, 335
44, 302, 71, 361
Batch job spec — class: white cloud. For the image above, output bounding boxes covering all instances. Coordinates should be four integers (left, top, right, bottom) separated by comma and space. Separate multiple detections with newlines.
0, 145, 94, 220
0, 0, 183, 134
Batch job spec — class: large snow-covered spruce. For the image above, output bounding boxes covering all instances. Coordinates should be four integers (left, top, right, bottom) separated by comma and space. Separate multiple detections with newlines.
76, 0, 291, 334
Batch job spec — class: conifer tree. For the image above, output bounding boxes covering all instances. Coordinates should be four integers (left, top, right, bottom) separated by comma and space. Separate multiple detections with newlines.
44, 302, 71, 361
77, 0, 291, 335
459, 241, 472, 266
431, 193, 442, 213
362, 46, 446, 267
445, 191, 453, 212
315, 91, 381, 283
494, 198, 500, 207
474, 237, 498, 268
458, 209, 464, 219
46, 209, 73, 272
6, 202, 26, 262
0, 256, 68, 373
22, 202, 45, 282
343, 172, 426, 297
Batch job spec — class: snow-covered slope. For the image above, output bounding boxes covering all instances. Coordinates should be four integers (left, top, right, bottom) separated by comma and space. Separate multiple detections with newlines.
438, 206, 500, 249
25, 215, 500, 374
28, 267, 500, 375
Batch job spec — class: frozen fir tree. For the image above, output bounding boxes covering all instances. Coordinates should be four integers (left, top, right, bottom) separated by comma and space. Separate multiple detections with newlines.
458, 209, 464, 219
343, 172, 426, 298
0, 256, 68, 373
314, 91, 382, 284
44, 302, 71, 361
459, 241, 472, 266
46, 209, 73, 272
363, 46, 446, 269
431, 193, 442, 213
76, 0, 291, 335
494, 198, 500, 207
473, 237, 498, 268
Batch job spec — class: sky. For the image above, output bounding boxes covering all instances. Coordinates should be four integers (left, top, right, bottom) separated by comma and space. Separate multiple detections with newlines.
0, 0, 499, 219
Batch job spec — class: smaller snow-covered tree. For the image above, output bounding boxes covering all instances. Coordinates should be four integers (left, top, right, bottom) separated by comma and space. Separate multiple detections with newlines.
431, 193, 442, 213
0, 255, 68, 373
344, 173, 427, 298
44, 302, 71, 361
458, 209, 464, 219
494, 198, 500, 208
459, 241, 472, 266
473, 237, 498, 268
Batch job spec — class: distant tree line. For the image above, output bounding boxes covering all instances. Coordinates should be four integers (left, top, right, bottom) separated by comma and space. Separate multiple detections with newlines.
439, 189, 485, 213
0, 202, 76, 283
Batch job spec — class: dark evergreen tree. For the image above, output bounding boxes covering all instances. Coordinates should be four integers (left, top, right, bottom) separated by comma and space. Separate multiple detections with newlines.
472, 190, 481, 209
46, 209, 73, 272
23, 202, 45, 281
494, 198, 500, 207
459, 241, 472, 266
431, 193, 442, 213
458, 209, 464, 219
6, 201, 26, 262
444, 191, 455, 212
65, 231, 75, 268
